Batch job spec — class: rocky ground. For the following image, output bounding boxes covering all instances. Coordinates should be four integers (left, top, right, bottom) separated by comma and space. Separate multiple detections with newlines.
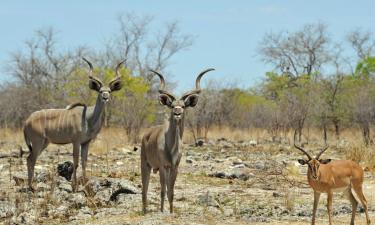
0, 136, 374, 225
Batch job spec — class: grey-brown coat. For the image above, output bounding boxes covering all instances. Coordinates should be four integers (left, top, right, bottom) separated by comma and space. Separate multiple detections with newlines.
141, 68, 214, 213
23, 58, 125, 191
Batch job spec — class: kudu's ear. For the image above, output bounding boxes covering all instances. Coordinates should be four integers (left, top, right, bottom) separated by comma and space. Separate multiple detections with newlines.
159, 94, 173, 107
319, 159, 332, 164
109, 78, 123, 92
183, 94, 199, 108
297, 159, 307, 165
89, 79, 102, 92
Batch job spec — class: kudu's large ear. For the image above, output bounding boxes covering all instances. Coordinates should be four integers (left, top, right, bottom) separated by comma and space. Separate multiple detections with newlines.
159, 94, 173, 107
109, 78, 123, 92
183, 94, 199, 108
89, 79, 102, 92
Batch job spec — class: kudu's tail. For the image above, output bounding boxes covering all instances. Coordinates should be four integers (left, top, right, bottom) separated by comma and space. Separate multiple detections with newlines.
23, 126, 32, 153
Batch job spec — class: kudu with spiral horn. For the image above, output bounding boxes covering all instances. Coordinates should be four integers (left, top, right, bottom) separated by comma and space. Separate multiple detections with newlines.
140, 68, 214, 213
293, 131, 370, 225
23, 58, 125, 191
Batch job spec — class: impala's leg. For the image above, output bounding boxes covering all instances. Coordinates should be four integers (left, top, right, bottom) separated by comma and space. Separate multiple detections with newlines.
168, 166, 178, 213
141, 156, 151, 214
312, 191, 321, 225
72, 142, 80, 192
352, 183, 370, 225
345, 188, 358, 225
80, 141, 90, 184
27, 138, 46, 191
327, 191, 333, 225
159, 167, 167, 212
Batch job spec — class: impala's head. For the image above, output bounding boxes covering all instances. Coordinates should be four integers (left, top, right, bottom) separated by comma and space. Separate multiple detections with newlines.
294, 132, 331, 180
150, 68, 215, 121
82, 57, 125, 103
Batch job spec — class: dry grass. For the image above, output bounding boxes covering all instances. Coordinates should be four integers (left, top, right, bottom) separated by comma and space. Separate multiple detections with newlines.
345, 145, 375, 169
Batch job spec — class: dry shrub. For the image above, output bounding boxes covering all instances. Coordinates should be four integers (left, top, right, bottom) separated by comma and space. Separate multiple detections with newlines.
345, 145, 375, 167
283, 187, 295, 212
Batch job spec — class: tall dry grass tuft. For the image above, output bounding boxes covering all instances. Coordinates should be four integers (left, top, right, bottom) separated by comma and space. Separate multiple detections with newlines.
345, 145, 375, 168
283, 187, 295, 212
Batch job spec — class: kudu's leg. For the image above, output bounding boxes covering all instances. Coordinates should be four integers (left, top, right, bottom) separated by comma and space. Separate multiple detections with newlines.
312, 191, 321, 225
159, 168, 167, 212
80, 141, 90, 184
26, 138, 46, 191
327, 191, 333, 225
72, 142, 80, 192
352, 183, 371, 225
345, 188, 358, 225
167, 166, 178, 213
141, 157, 151, 214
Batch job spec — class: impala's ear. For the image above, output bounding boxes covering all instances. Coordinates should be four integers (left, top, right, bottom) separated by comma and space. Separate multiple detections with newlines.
89, 79, 102, 92
298, 159, 307, 165
184, 94, 199, 108
319, 159, 332, 164
109, 79, 123, 92
159, 94, 173, 107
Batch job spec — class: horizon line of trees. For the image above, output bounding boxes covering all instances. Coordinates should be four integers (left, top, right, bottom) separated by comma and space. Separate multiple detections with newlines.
1, 14, 375, 145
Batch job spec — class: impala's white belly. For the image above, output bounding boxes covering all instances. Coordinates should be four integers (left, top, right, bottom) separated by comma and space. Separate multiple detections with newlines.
332, 187, 349, 193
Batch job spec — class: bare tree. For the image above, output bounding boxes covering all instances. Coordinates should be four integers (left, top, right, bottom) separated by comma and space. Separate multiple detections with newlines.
259, 23, 331, 78
347, 28, 375, 60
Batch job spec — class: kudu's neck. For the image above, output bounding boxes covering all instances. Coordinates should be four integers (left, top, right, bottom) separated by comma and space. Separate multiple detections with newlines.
164, 111, 184, 156
88, 94, 106, 129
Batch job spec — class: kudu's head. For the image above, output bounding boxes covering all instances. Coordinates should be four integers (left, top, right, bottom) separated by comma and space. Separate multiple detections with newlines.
82, 57, 125, 103
294, 132, 331, 180
150, 68, 215, 121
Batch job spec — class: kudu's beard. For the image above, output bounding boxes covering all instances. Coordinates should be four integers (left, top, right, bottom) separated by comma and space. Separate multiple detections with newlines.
173, 113, 183, 120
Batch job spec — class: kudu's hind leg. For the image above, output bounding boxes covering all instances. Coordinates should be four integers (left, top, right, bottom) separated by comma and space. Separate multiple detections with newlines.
26, 138, 46, 191
141, 158, 151, 214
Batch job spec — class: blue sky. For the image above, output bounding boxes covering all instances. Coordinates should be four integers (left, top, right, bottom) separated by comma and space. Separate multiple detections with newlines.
1, 0, 374, 93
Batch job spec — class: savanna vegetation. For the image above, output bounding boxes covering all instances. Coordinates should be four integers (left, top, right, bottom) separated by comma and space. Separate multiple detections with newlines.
1, 14, 375, 148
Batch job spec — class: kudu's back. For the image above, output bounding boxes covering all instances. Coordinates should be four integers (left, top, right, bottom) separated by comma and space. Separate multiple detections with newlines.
24, 107, 84, 145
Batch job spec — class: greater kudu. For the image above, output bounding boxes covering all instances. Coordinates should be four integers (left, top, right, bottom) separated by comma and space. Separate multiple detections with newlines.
23, 58, 125, 191
141, 68, 214, 213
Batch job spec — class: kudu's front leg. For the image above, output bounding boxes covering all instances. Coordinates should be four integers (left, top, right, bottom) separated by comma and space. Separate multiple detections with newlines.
72, 142, 80, 192
159, 168, 167, 212
168, 166, 178, 213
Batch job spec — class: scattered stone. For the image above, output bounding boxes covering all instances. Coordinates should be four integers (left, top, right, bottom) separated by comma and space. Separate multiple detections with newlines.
68, 193, 86, 208
0, 201, 15, 218
208, 171, 226, 179
195, 139, 205, 147
186, 156, 194, 164
35, 171, 50, 183
57, 161, 74, 181
197, 192, 219, 208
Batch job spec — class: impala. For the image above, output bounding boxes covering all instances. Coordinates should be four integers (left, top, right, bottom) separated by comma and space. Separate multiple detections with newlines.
294, 133, 370, 225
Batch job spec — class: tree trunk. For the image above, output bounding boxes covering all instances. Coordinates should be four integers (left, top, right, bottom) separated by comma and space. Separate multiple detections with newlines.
362, 122, 371, 146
